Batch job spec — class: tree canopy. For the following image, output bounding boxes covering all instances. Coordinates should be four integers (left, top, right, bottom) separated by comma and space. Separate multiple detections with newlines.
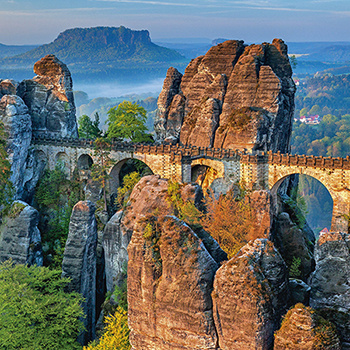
0, 260, 84, 350
78, 112, 102, 140
106, 101, 153, 142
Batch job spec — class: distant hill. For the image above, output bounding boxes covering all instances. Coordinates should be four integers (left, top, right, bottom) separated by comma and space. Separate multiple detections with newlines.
0, 26, 187, 83
0, 43, 38, 59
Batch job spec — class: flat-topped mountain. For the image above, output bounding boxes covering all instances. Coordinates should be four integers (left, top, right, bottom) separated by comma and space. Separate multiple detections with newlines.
0, 26, 187, 83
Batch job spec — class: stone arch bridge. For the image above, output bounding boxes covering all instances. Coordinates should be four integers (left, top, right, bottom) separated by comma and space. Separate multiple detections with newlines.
33, 135, 350, 232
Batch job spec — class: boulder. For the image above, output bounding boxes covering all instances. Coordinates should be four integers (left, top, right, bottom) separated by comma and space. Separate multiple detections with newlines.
128, 215, 219, 350
62, 201, 97, 344
17, 54, 78, 138
0, 95, 32, 199
0, 200, 42, 266
274, 303, 341, 350
156, 39, 295, 152
212, 239, 289, 350
309, 231, 350, 348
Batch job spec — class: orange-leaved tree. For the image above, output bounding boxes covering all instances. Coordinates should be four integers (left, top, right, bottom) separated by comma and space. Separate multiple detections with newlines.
201, 190, 256, 259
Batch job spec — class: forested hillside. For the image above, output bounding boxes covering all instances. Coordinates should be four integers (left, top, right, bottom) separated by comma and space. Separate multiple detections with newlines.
291, 73, 350, 157
0, 26, 187, 83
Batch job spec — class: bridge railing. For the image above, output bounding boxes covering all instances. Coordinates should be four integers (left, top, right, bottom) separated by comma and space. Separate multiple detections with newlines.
268, 151, 350, 169
31, 135, 350, 169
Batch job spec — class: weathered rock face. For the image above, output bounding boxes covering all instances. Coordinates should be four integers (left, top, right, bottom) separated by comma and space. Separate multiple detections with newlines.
0, 79, 17, 97
289, 278, 311, 306
62, 201, 97, 344
0, 201, 42, 266
274, 303, 341, 350
128, 215, 219, 350
247, 190, 273, 239
212, 239, 289, 350
273, 212, 314, 280
309, 231, 350, 348
103, 175, 224, 291
17, 54, 78, 138
103, 211, 130, 292
156, 39, 295, 153
101, 175, 226, 349
0, 95, 32, 199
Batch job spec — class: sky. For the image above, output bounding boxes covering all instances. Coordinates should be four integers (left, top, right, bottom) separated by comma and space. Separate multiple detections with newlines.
0, 0, 349, 45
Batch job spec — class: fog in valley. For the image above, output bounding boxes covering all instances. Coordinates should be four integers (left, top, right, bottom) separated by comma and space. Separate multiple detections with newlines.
74, 78, 164, 100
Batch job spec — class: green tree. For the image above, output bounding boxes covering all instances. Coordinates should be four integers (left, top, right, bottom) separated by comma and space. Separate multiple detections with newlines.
0, 121, 13, 215
91, 138, 114, 212
78, 113, 102, 139
107, 101, 153, 142
35, 164, 83, 268
0, 260, 84, 350
116, 171, 141, 208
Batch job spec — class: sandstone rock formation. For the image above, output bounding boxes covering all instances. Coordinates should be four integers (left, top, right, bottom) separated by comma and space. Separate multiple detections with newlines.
0, 200, 42, 266
289, 278, 311, 306
0, 79, 17, 97
128, 215, 219, 350
101, 175, 227, 349
273, 212, 314, 280
212, 239, 289, 350
309, 231, 350, 348
62, 201, 97, 344
0, 95, 32, 199
17, 54, 78, 138
103, 210, 130, 292
103, 175, 223, 292
155, 39, 295, 153
274, 304, 341, 350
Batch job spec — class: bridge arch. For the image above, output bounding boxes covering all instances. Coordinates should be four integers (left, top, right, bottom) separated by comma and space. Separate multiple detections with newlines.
191, 158, 225, 190
109, 158, 154, 195
55, 151, 70, 175
269, 168, 349, 232
77, 154, 93, 170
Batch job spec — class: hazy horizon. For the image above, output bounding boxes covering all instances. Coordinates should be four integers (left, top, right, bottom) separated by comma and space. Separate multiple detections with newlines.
0, 1, 349, 45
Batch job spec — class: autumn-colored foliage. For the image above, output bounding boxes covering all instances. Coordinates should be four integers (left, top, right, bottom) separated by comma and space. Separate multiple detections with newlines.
201, 190, 257, 259
83, 307, 130, 350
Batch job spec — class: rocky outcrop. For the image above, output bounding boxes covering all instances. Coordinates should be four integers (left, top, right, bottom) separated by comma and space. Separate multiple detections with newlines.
289, 278, 311, 306
103, 175, 224, 291
17, 54, 78, 138
62, 201, 97, 344
309, 231, 350, 348
101, 175, 227, 349
0, 95, 32, 199
247, 190, 273, 239
212, 239, 289, 350
0, 79, 17, 97
0, 201, 42, 266
274, 304, 341, 350
128, 215, 219, 350
103, 211, 130, 292
154, 67, 183, 143
273, 212, 314, 280
156, 39, 295, 153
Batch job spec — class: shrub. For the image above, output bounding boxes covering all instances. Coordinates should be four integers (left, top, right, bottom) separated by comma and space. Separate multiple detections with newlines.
83, 307, 130, 350
0, 260, 84, 350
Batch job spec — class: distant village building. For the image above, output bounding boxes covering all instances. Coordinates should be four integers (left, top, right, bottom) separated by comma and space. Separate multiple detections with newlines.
320, 227, 329, 235
295, 115, 320, 125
